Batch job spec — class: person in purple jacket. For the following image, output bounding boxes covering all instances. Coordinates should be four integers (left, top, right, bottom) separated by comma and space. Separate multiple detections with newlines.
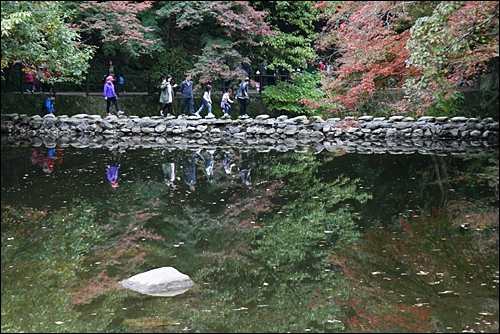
106, 148, 124, 188
103, 75, 124, 117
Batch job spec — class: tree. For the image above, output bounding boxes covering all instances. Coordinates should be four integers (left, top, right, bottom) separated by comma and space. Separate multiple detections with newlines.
261, 70, 337, 116
312, 1, 422, 115
405, 1, 499, 113
252, 1, 323, 71
1, 1, 96, 83
76, 1, 161, 59
154, 1, 276, 87
312, 1, 499, 116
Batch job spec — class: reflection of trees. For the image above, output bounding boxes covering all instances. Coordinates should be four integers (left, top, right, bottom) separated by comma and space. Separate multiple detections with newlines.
194, 151, 373, 332
2, 148, 497, 332
332, 203, 499, 333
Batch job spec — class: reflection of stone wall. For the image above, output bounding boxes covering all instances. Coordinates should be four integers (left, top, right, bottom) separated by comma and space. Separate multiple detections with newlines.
1, 113, 498, 154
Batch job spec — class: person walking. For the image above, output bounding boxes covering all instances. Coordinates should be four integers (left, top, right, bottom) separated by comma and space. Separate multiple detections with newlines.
220, 89, 234, 119
159, 74, 177, 118
107, 60, 116, 79
25, 67, 36, 93
103, 75, 124, 116
42, 95, 56, 115
236, 77, 250, 118
195, 84, 213, 118
118, 73, 125, 95
35, 66, 44, 93
179, 73, 194, 117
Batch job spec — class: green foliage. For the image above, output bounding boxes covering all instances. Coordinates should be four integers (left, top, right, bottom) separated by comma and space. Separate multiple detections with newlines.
427, 91, 468, 117
193, 150, 372, 332
1, 198, 104, 332
405, 1, 499, 112
190, 37, 250, 87
253, 1, 321, 69
1, 1, 95, 83
148, 46, 195, 87
261, 71, 334, 116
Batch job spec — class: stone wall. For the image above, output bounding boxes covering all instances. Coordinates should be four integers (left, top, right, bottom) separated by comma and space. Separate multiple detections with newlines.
1, 113, 498, 154
0, 92, 270, 118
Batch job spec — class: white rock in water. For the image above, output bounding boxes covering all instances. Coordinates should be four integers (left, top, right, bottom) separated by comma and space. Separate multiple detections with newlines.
119, 267, 194, 297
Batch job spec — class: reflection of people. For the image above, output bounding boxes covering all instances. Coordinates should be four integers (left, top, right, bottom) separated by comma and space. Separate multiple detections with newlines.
196, 149, 215, 182
239, 150, 253, 186
29, 147, 64, 173
183, 150, 197, 191
222, 151, 236, 175
106, 148, 124, 188
162, 149, 176, 188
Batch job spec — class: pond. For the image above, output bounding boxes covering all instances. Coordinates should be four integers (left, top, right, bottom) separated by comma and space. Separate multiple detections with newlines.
1, 143, 498, 333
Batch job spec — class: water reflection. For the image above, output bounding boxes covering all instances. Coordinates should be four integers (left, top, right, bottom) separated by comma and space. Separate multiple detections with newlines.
1, 145, 498, 333
106, 147, 124, 188
29, 146, 64, 174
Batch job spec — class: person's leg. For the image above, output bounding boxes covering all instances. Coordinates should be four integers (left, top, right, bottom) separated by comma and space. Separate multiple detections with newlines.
239, 98, 247, 116
112, 98, 121, 113
196, 102, 204, 114
189, 98, 195, 115
106, 99, 112, 115
196, 150, 205, 162
207, 101, 212, 114
166, 103, 173, 116
181, 98, 188, 115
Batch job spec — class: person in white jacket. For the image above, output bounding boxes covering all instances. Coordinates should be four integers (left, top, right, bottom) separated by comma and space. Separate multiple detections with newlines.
220, 89, 234, 119
195, 84, 213, 118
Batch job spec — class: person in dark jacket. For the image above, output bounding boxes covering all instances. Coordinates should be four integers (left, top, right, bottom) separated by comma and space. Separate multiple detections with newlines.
183, 149, 197, 191
236, 77, 250, 118
178, 73, 194, 116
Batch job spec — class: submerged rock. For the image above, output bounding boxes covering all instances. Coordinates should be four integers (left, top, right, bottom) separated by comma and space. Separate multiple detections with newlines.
119, 267, 194, 297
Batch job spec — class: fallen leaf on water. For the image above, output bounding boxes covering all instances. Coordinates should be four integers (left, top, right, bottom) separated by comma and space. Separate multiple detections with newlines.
233, 307, 248, 311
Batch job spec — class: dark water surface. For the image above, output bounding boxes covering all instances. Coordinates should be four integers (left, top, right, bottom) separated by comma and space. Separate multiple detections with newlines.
1, 144, 498, 333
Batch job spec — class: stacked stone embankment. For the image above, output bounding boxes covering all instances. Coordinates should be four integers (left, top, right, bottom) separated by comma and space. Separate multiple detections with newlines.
1, 113, 498, 154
